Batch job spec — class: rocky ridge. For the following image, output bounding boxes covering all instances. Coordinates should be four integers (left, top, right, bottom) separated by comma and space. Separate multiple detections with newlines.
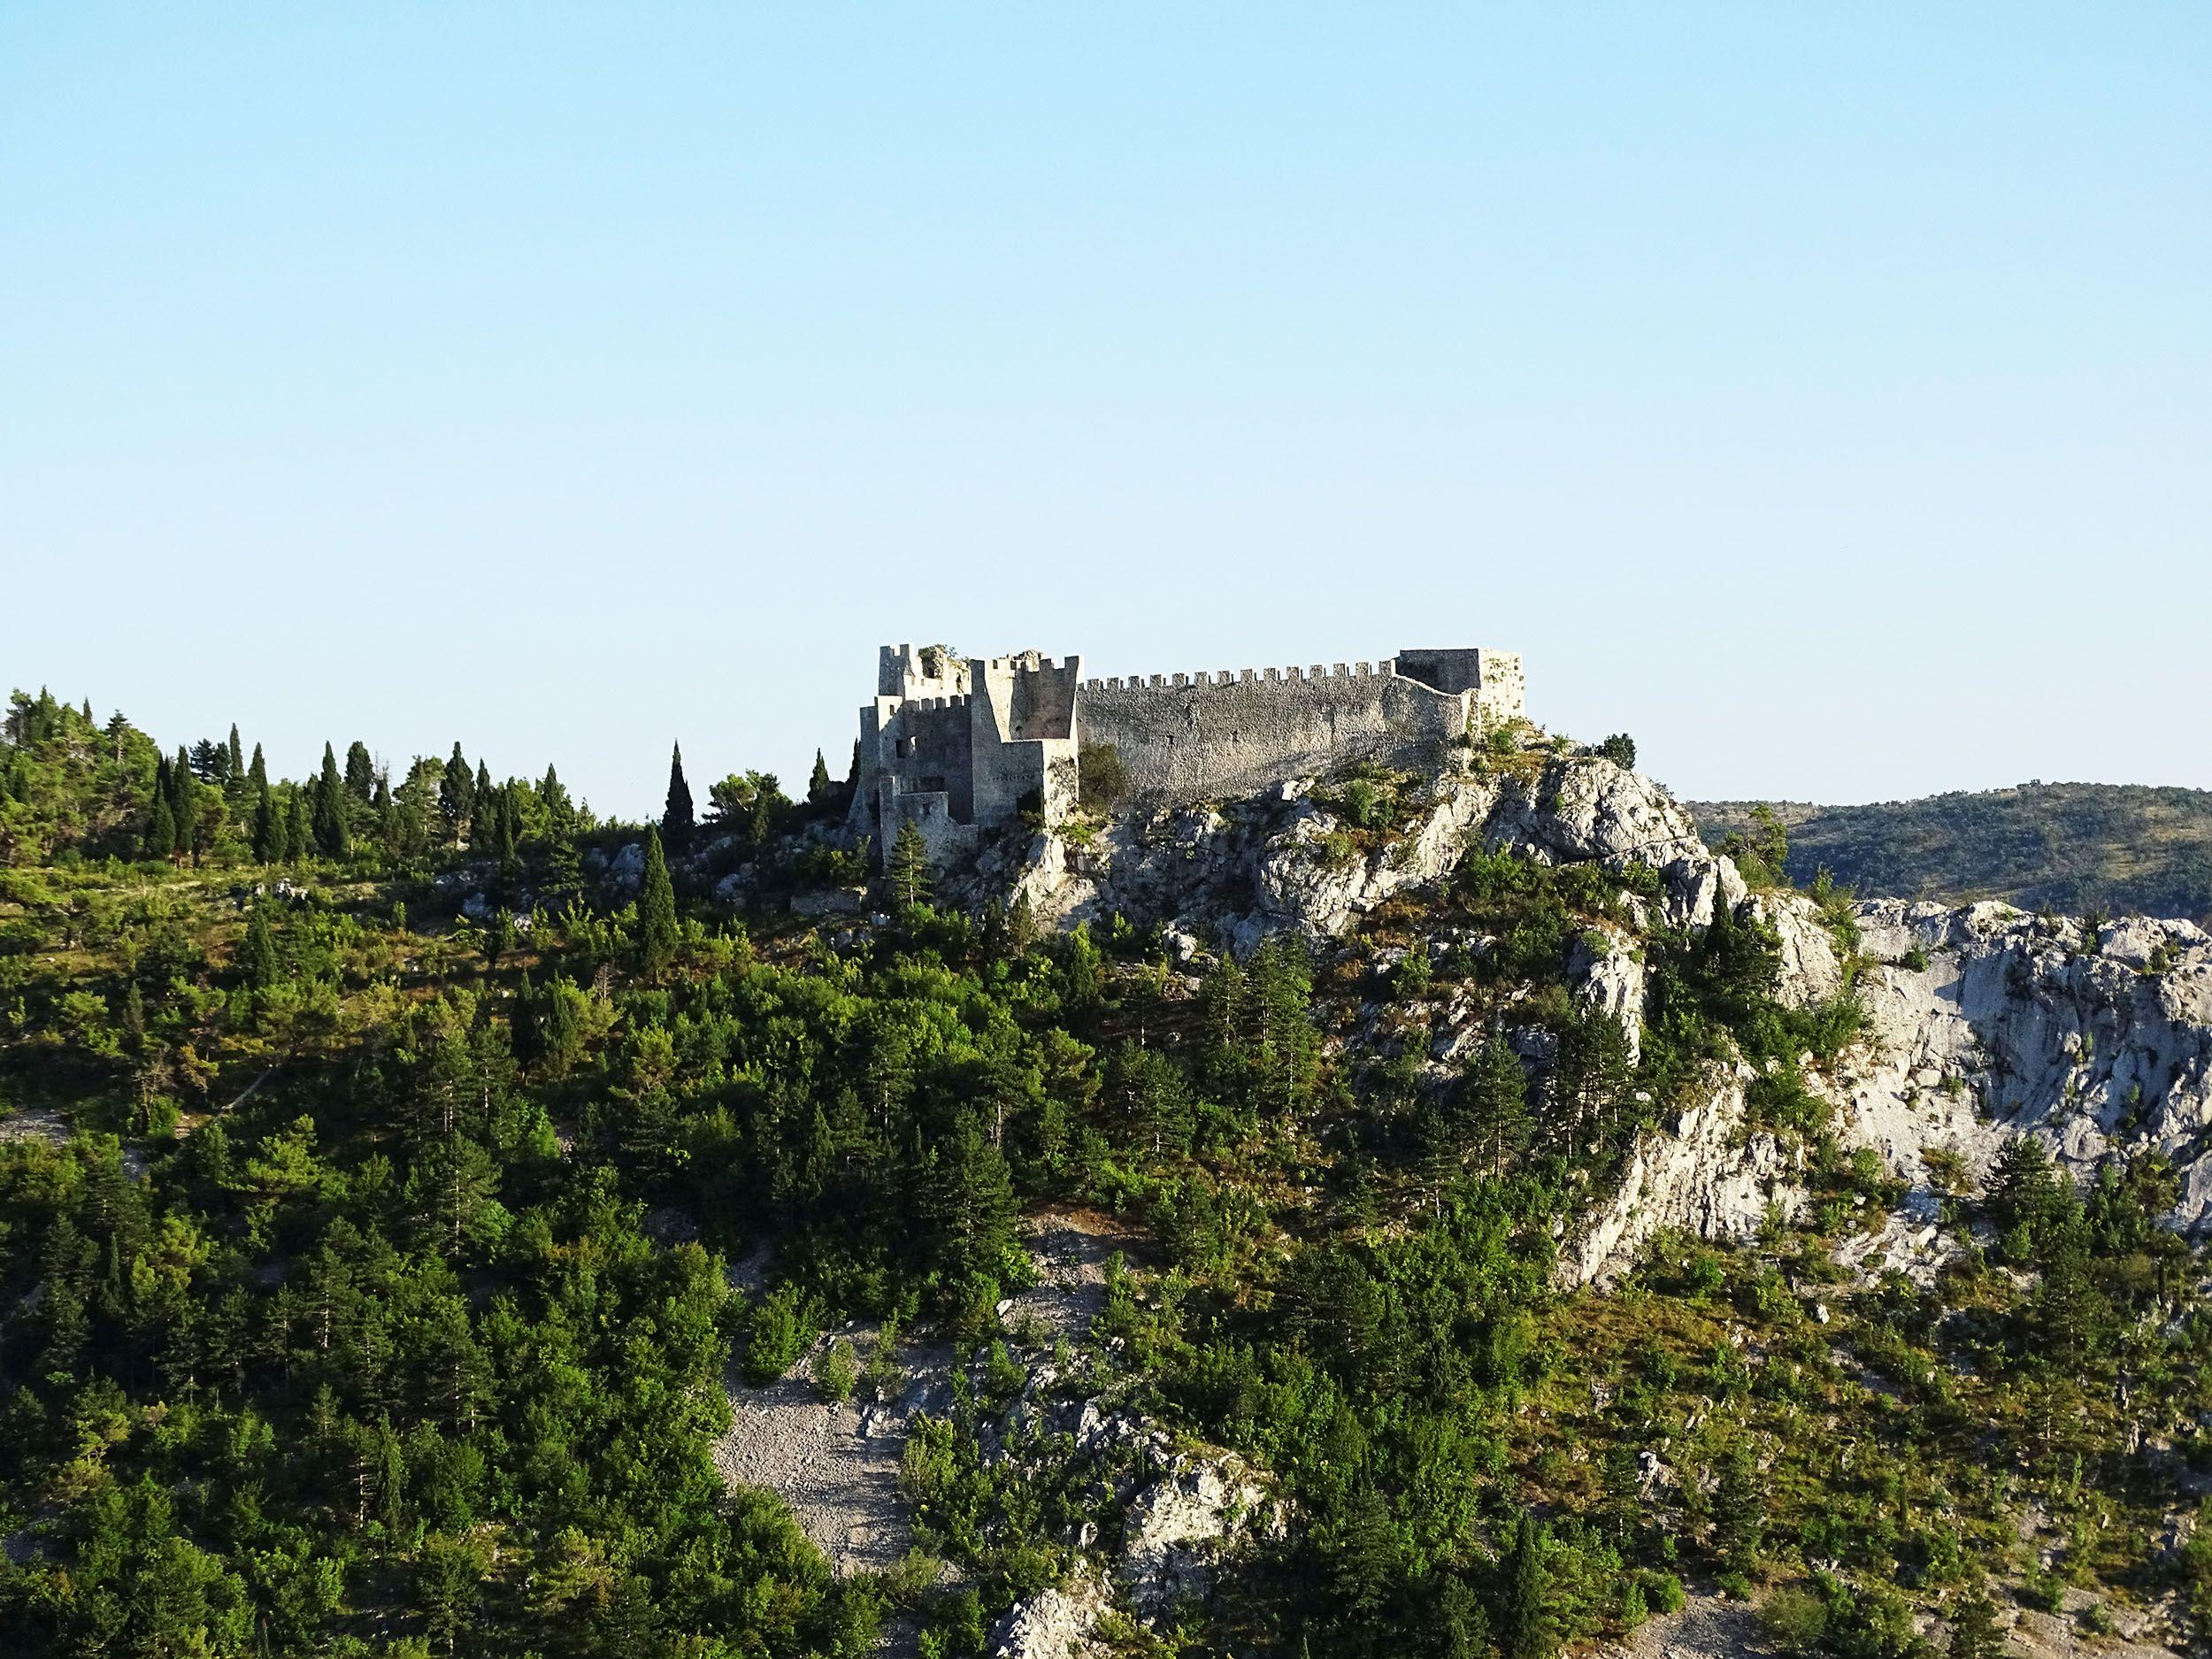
962, 744, 2212, 1286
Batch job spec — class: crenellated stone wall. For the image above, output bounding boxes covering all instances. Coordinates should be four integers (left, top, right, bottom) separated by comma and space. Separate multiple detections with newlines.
850, 642, 1522, 864
1079, 660, 1471, 810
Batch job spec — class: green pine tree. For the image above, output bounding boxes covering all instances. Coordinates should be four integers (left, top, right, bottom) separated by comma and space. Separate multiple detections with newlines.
343, 741, 375, 804
440, 743, 473, 844
887, 820, 932, 909
374, 773, 398, 853
248, 741, 268, 790
227, 724, 244, 780
1468, 1035, 1533, 1177
285, 787, 312, 864
147, 793, 176, 859
807, 748, 833, 807
251, 784, 282, 864
469, 761, 496, 850
1497, 1511, 1555, 1659
243, 907, 281, 992
638, 825, 679, 979
1947, 1586, 2004, 1659
312, 742, 349, 856
664, 743, 695, 845
168, 747, 198, 861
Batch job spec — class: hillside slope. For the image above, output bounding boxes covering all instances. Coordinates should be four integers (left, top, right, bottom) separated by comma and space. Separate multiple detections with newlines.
7, 686, 2212, 1659
1693, 783, 2212, 922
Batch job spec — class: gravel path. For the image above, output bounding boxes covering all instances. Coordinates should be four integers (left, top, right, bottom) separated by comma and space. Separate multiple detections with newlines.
710, 1210, 1134, 1582
710, 1334, 918, 1578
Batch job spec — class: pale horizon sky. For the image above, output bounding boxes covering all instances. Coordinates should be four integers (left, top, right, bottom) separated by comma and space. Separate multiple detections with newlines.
4, 5, 2208, 818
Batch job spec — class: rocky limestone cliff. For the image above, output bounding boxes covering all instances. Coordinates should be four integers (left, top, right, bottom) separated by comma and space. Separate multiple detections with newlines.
1563, 895, 2212, 1286
993, 749, 1768, 958
961, 741, 2212, 1286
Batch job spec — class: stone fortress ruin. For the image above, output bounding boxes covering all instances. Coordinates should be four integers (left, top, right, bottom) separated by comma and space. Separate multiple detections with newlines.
852, 641, 1525, 861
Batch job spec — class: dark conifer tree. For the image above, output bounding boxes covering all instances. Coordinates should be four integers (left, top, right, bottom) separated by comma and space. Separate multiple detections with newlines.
374, 773, 398, 854
285, 789, 312, 864
248, 742, 268, 790
637, 826, 678, 979
495, 787, 521, 896
244, 907, 281, 992
251, 785, 283, 864
168, 749, 199, 862
539, 764, 574, 837
887, 821, 932, 910
807, 749, 833, 808
1497, 1511, 1555, 1659
227, 724, 244, 780
1468, 1035, 1533, 1177
469, 762, 496, 851
1947, 1586, 2002, 1659
344, 741, 375, 804
1007, 889, 1039, 953
440, 743, 473, 844
312, 743, 349, 856
147, 793, 177, 859
664, 743, 695, 846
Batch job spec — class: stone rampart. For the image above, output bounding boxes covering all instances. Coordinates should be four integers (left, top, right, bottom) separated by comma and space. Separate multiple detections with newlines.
1079, 661, 1471, 810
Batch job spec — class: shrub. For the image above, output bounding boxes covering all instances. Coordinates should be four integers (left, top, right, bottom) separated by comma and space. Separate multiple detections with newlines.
1761, 1586, 1830, 1652
1641, 1571, 1686, 1615
1078, 744, 1127, 812
1598, 733, 1637, 769
816, 1339, 859, 1402
744, 1284, 822, 1385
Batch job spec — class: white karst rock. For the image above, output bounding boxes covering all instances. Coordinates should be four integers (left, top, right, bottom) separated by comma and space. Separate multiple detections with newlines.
1559, 1070, 1806, 1288
988, 1574, 1109, 1659
1826, 900, 2212, 1211
995, 747, 1770, 958
1566, 895, 2212, 1286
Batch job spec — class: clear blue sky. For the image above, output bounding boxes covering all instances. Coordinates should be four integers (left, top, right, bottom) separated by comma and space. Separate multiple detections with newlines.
4, 5, 2207, 817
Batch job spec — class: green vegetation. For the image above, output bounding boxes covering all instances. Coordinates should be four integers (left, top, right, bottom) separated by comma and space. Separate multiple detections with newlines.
1694, 782, 2212, 923
2, 686, 2208, 1656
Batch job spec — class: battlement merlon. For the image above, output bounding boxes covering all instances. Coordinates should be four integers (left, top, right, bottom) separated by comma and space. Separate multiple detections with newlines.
854, 641, 1524, 862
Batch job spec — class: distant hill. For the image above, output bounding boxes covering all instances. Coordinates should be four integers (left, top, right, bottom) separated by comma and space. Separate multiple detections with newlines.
1692, 782, 2212, 923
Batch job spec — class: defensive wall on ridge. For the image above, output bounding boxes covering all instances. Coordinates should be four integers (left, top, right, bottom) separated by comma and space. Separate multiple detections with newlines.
1079, 656, 1505, 810
851, 641, 1523, 862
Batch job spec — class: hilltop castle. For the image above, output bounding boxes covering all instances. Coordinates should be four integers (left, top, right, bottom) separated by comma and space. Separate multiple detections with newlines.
851, 642, 1524, 860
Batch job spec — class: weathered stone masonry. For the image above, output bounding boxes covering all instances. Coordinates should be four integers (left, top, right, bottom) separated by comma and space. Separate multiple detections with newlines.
852, 641, 1523, 862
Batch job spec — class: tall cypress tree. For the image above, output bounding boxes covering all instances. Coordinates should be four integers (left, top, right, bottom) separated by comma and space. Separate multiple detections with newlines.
285, 789, 312, 864
1497, 1511, 1555, 1659
469, 762, 497, 851
243, 907, 281, 992
248, 742, 268, 790
440, 744, 473, 844
374, 773, 398, 854
540, 764, 574, 837
887, 821, 932, 910
807, 749, 833, 807
227, 724, 244, 780
344, 741, 375, 804
637, 826, 678, 979
251, 784, 283, 864
312, 743, 349, 857
1947, 1586, 2001, 1659
664, 744, 695, 847
495, 785, 520, 894
169, 748, 199, 863
147, 794, 177, 860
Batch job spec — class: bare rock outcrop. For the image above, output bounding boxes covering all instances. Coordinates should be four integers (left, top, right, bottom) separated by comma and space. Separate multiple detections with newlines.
1824, 900, 2212, 1223
1560, 1071, 1806, 1287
